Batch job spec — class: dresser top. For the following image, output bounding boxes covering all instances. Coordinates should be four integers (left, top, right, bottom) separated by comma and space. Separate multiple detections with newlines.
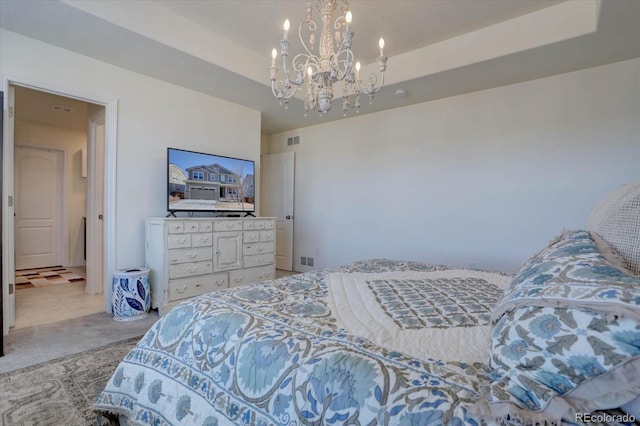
146, 217, 275, 221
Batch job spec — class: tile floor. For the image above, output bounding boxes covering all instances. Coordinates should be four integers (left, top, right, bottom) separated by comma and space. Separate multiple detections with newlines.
14, 266, 105, 329
15, 266, 85, 288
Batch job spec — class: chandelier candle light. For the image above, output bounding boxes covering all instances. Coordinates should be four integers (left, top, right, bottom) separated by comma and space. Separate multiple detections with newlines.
269, 0, 388, 116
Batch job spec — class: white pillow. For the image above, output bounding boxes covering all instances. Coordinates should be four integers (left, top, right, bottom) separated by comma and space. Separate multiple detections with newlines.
587, 182, 640, 277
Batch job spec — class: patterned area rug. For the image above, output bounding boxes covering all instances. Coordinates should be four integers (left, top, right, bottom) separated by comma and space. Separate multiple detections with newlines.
15, 266, 85, 289
0, 337, 139, 425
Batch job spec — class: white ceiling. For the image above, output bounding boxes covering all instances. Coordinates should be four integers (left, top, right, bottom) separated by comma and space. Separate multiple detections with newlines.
14, 86, 90, 132
1, 0, 639, 135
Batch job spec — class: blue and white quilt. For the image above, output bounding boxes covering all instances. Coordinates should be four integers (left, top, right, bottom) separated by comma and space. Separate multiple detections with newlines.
94, 260, 514, 425
92, 258, 634, 425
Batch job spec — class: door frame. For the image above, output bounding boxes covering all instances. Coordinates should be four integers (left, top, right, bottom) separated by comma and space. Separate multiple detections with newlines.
14, 144, 66, 269
2, 73, 119, 334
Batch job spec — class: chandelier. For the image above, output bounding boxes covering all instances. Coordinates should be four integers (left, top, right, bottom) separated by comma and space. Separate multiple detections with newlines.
269, 0, 387, 116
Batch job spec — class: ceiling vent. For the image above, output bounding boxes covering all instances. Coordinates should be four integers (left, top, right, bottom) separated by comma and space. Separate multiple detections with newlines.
50, 104, 74, 113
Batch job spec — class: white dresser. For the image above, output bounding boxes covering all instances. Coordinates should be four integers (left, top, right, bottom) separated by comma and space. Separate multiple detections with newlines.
145, 217, 276, 315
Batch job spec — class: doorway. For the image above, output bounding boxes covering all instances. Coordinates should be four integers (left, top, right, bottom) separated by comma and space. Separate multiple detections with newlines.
11, 86, 104, 329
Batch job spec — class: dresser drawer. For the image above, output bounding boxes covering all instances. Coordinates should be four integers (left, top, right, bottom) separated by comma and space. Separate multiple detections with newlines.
185, 221, 200, 233
169, 261, 213, 279
229, 265, 275, 288
192, 232, 213, 247
243, 231, 259, 243
214, 220, 243, 232
199, 222, 213, 232
167, 222, 184, 233
167, 233, 192, 249
243, 253, 275, 269
168, 247, 212, 265
168, 273, 228, 301
259, 230, 275, 242
243, 241, 274, 256
255, 220, 275, 230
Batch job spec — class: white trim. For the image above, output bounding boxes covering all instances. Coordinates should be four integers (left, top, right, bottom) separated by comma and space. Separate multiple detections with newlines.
1, 73, 118, 333
103, 100, 117, 312
2, 84, 16, 333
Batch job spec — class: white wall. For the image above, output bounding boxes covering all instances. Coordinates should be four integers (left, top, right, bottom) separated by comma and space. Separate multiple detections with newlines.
1, 29, 261, 271
15, 121, 87, 267
266, 58, 640, 273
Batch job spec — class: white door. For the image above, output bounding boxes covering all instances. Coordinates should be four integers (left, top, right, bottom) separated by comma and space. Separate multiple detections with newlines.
3, 86, 16, 333
86, 109, 105, 295
14, 146, 63, 270
261, 152, 294, 271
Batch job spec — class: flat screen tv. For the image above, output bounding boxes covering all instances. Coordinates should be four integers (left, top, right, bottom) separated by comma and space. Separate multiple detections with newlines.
167, 147, 255, 214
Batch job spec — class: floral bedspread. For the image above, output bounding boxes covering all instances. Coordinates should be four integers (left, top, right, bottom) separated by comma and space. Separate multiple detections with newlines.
94, 259, 510, 425
93, 258, 636, 425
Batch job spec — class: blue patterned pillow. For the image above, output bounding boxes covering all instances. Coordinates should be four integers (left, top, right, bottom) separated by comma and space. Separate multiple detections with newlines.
483, 230, 640, 422
493, 230, 640, 324
487, 305, 640, 422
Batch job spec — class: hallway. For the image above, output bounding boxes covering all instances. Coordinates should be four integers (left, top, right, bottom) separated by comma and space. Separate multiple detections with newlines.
14, 266, 103, 329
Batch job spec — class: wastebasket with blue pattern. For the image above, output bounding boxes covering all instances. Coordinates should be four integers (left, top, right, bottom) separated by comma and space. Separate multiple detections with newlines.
112, 268, 150, 321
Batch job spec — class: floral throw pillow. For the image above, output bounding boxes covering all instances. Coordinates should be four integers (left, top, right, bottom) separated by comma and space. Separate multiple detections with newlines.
483, 230, 640, 422
487, 305, 640, 422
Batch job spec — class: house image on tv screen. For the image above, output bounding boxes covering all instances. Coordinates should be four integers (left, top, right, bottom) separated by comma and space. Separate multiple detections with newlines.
187, 163, 241, 199
168, 162, 254, 212
168, 164, 187, 200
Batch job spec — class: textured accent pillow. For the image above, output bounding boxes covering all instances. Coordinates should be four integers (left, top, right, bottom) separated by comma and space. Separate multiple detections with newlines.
493, 230, 640, 323
587, 182, 640, 277
481, 230, 640, 423
487, 305, 640, 422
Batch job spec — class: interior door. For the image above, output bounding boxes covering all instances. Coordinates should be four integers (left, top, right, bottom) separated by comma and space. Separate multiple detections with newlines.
3, 85, 15, 333
86, 108, 105, 295
261, 152, 294, 271
14, 145, 63, 270
1, 90, 4, 353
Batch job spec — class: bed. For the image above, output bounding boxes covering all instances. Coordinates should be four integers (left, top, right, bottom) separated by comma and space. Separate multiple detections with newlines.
94, 183, 640, 425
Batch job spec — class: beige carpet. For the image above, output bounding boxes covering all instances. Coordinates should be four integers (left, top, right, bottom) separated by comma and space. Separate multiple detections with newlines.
1, 311, 159, 374
0, 337, 139, 426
